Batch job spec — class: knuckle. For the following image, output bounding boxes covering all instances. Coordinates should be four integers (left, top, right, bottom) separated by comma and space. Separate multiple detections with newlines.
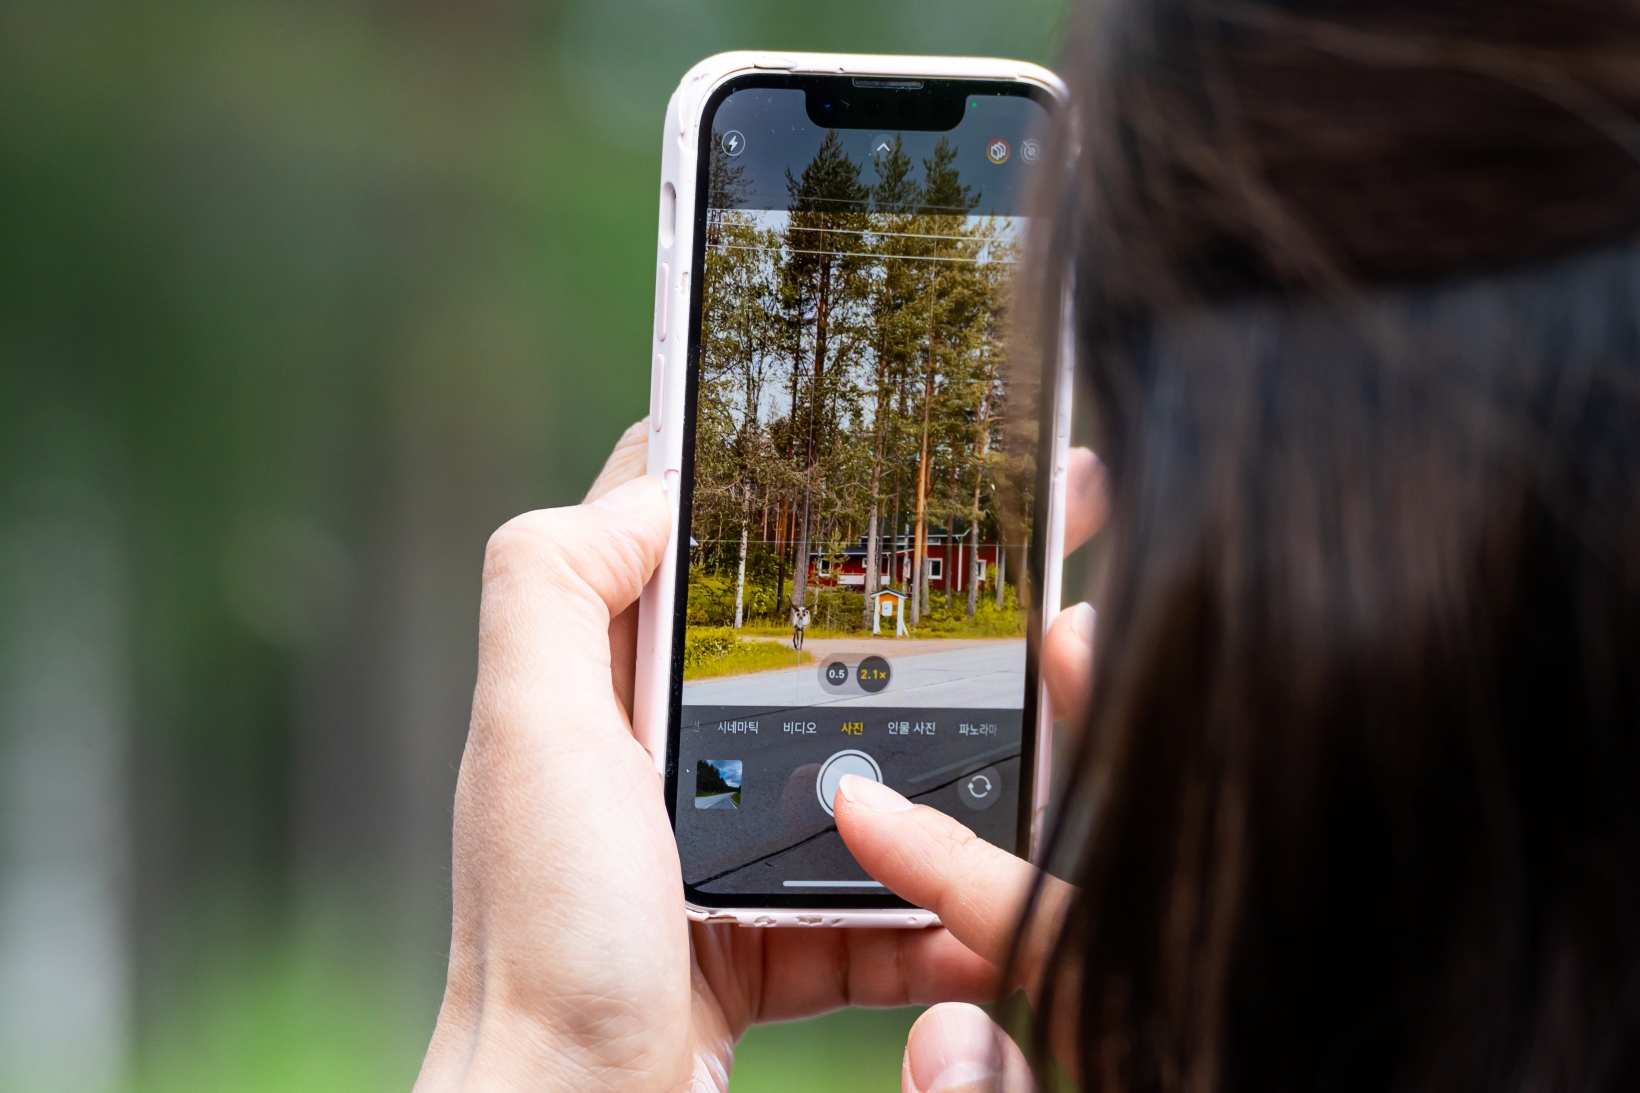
940, 828, 1004, 909
481, 506, 650, 616
483, 510, 579, 583
483, 512, 546, 572
948, 829, 988, 881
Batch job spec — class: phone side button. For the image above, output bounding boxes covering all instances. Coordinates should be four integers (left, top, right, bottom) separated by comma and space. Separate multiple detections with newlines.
650, 353, 665, 432
653, 261, 670, 342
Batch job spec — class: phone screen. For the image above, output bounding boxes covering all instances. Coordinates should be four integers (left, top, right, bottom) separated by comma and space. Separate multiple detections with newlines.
669, 74, 1054, 909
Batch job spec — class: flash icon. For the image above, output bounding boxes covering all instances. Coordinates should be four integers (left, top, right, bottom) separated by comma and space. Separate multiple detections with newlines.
721, 130, 745, 157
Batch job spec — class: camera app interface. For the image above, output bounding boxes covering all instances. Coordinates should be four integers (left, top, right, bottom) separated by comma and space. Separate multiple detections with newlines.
675, 81, 1050, 901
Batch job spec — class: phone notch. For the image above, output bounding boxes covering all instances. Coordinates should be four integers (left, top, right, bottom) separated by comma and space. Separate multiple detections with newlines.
805, 83, 965, 131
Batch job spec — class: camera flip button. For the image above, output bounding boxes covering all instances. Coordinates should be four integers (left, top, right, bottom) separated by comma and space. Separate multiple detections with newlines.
958, 765, 1003, 811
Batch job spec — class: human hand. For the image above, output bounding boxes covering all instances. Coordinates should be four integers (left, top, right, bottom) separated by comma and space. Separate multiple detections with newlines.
834, 773, 1076, 1093
825, 446, 1106, 1093
1043, 446, 1104, 731
413, 426, 1105, 1093
414, 452, 1004, 1093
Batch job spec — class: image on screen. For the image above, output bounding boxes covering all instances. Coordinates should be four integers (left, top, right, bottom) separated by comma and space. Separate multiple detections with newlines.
673, 83, 1049, 900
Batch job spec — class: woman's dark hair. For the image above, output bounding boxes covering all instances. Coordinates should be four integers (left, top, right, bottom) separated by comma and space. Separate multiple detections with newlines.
1022, 1, 1640, 1089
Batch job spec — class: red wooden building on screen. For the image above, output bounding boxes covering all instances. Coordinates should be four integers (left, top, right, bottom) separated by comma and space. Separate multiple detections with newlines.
804, 529, 1000, 593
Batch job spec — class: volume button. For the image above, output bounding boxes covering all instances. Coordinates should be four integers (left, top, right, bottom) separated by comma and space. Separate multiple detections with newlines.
654, 261, 670, 342
650, 353, 665, 432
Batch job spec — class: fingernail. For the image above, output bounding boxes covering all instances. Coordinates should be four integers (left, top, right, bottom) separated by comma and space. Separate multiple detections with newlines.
908, 1004, 1002, 1093
838, 774, 913, 812
589, 475, 660, 512
1068, 602, 1095, 642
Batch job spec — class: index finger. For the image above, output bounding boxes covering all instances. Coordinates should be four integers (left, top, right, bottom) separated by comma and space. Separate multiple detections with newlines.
584, 417, 650, 503
833, 776, 1074, 996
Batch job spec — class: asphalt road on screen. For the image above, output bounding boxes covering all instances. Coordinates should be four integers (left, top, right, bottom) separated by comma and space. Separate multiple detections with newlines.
682, 639, 1027, 708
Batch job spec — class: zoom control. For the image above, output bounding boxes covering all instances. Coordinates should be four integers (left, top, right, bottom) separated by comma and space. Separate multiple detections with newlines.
817, 653, 892, 695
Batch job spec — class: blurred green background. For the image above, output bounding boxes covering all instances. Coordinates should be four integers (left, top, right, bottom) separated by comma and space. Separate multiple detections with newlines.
0, 1, 1066, 1089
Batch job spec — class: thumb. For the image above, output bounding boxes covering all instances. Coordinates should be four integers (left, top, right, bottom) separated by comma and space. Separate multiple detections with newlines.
903, 1003, 1034, 1093
476, 475, 670, 698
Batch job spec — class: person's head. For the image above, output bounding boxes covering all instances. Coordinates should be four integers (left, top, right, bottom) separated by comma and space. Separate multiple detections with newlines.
1026, 1, 1640, 1088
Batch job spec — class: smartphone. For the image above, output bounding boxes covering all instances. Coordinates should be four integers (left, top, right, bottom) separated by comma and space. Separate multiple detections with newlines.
633, 52, 1071, 927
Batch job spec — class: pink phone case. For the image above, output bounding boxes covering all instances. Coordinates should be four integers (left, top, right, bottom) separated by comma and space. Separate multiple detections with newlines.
634, 52, 1071, 928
